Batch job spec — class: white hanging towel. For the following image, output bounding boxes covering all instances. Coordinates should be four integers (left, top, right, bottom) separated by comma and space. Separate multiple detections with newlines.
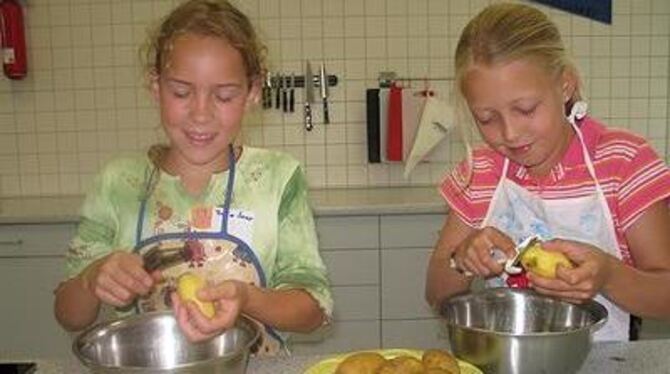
403, 96, 454, 178
402, 89, 426, 161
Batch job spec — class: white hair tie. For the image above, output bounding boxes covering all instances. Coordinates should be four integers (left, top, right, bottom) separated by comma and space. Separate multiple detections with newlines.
567, 101, 588, 125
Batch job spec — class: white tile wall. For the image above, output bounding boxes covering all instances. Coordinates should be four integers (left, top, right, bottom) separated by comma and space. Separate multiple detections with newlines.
0, 0, 668, 196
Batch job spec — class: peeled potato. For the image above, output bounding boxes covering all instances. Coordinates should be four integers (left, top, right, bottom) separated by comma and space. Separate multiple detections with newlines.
377, 356, 424, 374
520, 243, 574, 278
422, 349, 460, 374
177, 272, 215, 318
334, 352, 386, 374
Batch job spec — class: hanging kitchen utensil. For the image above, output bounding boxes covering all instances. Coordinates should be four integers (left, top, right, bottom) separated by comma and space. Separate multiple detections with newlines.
262, 71, 272, 109
282, 75, 288, 113
304, 61, 315, 131
403, 96, 453, 178
275, 72, 282, 110
319, 62, 330, 124
289, 73, 295, 113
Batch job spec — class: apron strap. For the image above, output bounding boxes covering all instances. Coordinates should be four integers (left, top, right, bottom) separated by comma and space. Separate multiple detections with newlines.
134, 145, 237, 247
135, 165, 159, 248
221, 144, 236, 231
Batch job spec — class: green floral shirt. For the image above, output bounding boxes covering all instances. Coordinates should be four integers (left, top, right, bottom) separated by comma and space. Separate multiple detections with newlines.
65, 146, 333, 320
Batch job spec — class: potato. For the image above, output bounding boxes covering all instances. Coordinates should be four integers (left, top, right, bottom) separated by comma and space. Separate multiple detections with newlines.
177, 272, 215, 318
376, 356, 424, 374
520, 243, 574, 278
334, 352, 386, 374
424, 369, 452, 374
422, 349, 460, 373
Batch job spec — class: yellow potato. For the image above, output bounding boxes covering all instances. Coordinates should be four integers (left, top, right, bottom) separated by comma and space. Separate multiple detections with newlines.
425, 369, 452, 374
422, 349, 460, 374
520, 243, 574, 278
334, 352, 386, 374
177, 272, 215, 318
376, 356, 424, 374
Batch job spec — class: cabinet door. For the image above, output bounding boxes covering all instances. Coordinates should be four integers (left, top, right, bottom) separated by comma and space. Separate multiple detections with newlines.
380, 214, 444, 249
321, 250, 379, 286
0, 257, 73, 358
382, 319, 450, 350
381, 248, 434, 319
0, 224, 76, 257
315, 216, 379, 250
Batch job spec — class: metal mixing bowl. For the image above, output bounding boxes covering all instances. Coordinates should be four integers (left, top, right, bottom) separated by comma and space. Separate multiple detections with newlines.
440, 288, 607, 374
73, 311, 260, 373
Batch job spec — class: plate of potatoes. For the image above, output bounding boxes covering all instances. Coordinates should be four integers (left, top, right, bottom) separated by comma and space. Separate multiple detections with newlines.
304, 348, 482, 374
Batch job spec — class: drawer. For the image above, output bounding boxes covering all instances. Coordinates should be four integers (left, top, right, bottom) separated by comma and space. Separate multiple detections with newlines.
381, 319, 449, 350
0, 257, 72, 357
381, 248, 434, 319
322, 249, 379, 286
380, 214, 444, 248
331, 285, 379, 321
316, 216, 379, 250
291, 320, 381, 354
0, 223, 76, 257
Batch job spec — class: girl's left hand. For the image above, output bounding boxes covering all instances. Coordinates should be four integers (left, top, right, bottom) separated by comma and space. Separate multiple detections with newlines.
172, 280, 248, 342
528, 239, 617, 304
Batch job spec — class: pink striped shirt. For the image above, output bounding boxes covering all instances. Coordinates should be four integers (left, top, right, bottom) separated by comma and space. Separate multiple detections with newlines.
440, 117, 670, 263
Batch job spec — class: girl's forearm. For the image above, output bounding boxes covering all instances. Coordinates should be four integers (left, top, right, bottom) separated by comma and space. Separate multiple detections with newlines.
425, 249, 471, 309
54, 276, 101, 331
242, 286, 325, 333
604, 262, 670, 319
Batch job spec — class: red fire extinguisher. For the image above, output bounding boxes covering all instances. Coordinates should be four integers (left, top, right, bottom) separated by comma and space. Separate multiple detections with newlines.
0, 0, 27, 80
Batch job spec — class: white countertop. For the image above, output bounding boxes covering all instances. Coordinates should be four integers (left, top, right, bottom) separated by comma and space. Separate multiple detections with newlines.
0, 187, 447, 224
8, 339, 670, 373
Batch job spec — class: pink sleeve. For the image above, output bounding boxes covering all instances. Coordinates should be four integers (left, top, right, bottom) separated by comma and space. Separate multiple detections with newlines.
439, 156, 495, 228
616, 142, 670, 230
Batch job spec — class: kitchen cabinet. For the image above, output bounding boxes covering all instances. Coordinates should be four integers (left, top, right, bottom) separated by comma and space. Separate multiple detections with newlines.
291, 214, 449, 354
0, 223, 76, 358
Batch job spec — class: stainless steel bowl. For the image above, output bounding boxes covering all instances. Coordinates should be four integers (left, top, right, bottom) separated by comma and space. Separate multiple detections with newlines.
73, 311, 260, 373
440, 288, 607, 374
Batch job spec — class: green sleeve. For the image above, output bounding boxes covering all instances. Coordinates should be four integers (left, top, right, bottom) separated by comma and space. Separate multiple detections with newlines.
65, 165, 120, 279
271, 166, 333, 318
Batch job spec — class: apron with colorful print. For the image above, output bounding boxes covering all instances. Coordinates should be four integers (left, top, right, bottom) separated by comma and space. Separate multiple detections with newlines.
133, 145, 284, 355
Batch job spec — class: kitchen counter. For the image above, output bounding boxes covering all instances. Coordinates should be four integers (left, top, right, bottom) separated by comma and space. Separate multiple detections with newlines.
11, 339, 670, 373
0, 187, 447, 224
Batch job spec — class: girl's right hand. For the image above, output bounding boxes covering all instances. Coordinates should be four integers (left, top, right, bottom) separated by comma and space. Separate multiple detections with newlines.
79, 251, 156, 307
451, 226, 516, 278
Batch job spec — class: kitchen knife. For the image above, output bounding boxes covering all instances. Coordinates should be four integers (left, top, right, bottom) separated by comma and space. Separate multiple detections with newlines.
282, 75, 288, 113
289, 73, 295, 112
319, 62, 330, 124
275, 73, 281, 109
304, 61, 314, 131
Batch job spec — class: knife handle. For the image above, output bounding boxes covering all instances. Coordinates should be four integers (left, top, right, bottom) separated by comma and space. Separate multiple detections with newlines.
304, 102, 313, 131
323, 99, 330, 124
289, 88, 295, 112
282, 89, 288, 112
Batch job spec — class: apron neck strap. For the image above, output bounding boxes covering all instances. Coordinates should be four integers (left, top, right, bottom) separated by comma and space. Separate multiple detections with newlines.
135, 144, 238, 247
221, 144, 236, 225
136, 166, 159, 247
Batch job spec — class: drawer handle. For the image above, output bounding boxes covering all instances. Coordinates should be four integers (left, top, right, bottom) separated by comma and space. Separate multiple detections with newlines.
0, 239, 23, 246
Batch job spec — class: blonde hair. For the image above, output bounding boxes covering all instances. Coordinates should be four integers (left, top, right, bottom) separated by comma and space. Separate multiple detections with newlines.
142, 0, 266, 84
452, 2, 582, 185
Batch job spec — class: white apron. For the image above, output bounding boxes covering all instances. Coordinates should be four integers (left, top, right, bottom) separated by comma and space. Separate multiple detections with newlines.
481, 103, 628, 341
